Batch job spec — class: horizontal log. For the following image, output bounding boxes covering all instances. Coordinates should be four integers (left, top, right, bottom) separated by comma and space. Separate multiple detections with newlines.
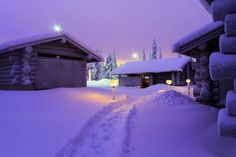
212, 81, 219, 87
218, 109, 236, 137
193, 86, 201, 97
196, 82, 202, 88
0, 65, 12, 71
235, 79, 236, 92
212, 88, 220, 96
200, 56, 209, 66
225, 14, 236, 36
195, 96, 202, 102
220, 35, 236, 54
200, 87, 211, 102
212, 96, 220, 103
195, 69, 201, 76
211, 0, 236, 21
0, 79, 13, 83
209, 52, 236, 80
194, 75, 202, 82
192, 62, 200, 70
0, 75, 13, 79
226, 91, 236, 116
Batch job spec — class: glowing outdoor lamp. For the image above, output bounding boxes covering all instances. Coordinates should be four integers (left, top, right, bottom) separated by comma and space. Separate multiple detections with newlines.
186, 79, 191, 96
132, 52, 139, 61
166, 80, 172, 90
110, 80, 119, 100
53, 24, 62, 32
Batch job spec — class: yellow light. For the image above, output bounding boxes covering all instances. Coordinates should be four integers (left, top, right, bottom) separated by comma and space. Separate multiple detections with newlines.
166, 80, 172, 85
186, 79, 191, 84
110, 79, 119, 87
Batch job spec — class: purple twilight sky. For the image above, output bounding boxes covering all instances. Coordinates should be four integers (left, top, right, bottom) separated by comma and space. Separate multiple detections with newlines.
0, 0, 212, 63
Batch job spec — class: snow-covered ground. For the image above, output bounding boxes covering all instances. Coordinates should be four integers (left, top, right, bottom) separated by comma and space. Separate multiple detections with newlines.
0, 88, 125, 157
0, 84, 236, 157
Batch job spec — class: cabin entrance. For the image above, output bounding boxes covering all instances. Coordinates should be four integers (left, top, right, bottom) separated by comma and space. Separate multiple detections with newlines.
141, 74, 150, 88
35, 56, 86, 89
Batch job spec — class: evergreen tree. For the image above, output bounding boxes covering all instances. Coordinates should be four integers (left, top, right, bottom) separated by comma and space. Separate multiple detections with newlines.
151, 38, 158, 59
142, 47, 146, 61
103, 50, 118, 79
158, 46, 163, 59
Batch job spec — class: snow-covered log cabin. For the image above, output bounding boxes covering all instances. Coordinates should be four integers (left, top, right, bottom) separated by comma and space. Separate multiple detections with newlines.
0, 32, 103, 90
172, 21, 234, 106
112, 57, 194, 88
174, 0, 236, 137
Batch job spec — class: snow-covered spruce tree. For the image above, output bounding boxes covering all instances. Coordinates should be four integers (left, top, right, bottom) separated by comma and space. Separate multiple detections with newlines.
93, 62, 104, 80
103, 51, 118, 79
151, 38, 158, 59
142, 47, 146, 61
158, 46, 163, 59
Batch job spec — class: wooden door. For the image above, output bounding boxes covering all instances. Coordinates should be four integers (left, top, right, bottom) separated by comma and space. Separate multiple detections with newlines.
35, 57, 86, 89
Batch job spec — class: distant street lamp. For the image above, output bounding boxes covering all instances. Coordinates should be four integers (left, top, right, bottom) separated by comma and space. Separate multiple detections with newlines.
186, 79, 191, 96
166, 80, 172, 90
132, 52, 139, 61
53, 24, 62, 32
110, 80, 119, 100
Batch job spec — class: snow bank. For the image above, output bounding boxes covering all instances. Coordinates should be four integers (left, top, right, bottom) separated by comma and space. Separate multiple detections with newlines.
218, 109, 236, 137
129, 90, 236, 157
0, 88, 124, 157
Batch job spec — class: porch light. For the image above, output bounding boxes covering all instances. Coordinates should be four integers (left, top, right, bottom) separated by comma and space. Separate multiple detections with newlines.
186, 79, 191, 96
166, 80, 172, 90
110, 80, 119, 100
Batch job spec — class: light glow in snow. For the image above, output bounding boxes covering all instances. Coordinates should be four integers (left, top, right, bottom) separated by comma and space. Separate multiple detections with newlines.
53, 24, 62, 32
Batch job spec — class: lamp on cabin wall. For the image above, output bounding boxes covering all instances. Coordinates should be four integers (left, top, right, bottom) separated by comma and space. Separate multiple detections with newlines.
110, 79, 119, 100
166, 80, 172, 90
186, 79, 191, 96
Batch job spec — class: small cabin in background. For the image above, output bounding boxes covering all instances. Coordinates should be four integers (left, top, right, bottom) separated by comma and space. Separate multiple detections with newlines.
172, 21, 234, 106
0, 32, 103, 90
112, 57, 194, 88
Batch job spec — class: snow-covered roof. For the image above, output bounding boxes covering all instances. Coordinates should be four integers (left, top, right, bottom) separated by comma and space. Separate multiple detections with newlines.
112, 56, 192, 75
199, 0, 212, 13
0, 32, 103, 62
172, 21, 224, 54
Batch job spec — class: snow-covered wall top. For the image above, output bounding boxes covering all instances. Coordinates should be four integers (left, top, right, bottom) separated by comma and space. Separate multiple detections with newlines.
172, 21, 224, 54
112, 56, 192, 75
0, 32, 103, 61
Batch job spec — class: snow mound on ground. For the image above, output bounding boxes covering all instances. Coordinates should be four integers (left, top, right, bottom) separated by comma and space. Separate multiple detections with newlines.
151, 90, 198, 107
129, 90, 236, 157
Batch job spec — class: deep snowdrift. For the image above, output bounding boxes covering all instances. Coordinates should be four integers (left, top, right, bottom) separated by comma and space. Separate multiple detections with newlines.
128, 90, 236, 157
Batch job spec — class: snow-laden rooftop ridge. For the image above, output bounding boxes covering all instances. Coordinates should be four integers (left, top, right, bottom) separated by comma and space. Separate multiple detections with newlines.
112, 56, 192, 75
0, 32, 103, 60
172, 21, 224, 53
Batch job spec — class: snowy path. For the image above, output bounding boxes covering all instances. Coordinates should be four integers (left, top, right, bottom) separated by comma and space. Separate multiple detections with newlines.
55, 96, 136, 157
